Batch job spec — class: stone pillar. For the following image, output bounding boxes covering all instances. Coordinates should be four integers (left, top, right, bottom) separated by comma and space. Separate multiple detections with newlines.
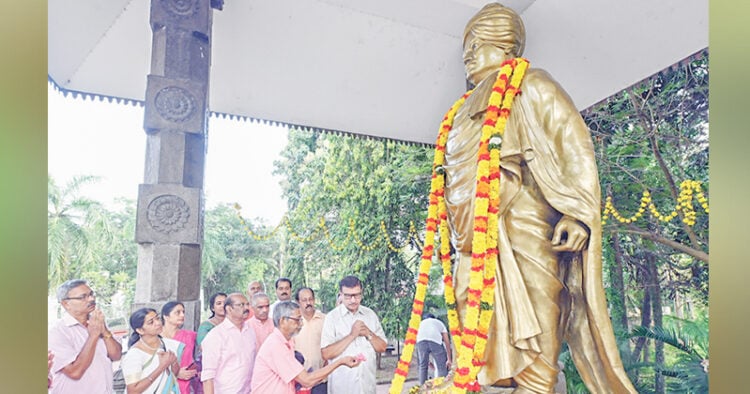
134, 0, 219, 331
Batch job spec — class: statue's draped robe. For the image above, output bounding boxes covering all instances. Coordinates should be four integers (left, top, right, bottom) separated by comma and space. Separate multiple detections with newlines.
443, 68, 636, 393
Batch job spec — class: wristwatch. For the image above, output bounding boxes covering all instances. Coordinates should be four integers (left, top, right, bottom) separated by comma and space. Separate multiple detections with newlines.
366, 334, 373, 341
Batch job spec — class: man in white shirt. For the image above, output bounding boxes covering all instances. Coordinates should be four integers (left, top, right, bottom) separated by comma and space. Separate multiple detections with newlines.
321, 276, 387, 394
416, 313, 452, 385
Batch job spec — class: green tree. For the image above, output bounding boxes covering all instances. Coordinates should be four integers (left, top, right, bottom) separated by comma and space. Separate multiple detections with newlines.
629, 312, 708, 393
579, 51, 709, 392
202, 203, 281, 312
48, 175, 138, 325
273, 130, 433, 337
48, 174, 103, 287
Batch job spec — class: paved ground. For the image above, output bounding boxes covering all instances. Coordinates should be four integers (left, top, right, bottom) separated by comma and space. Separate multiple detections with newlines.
376, 381, 421, 394
376, 382, 393, 394
375, 353, 420, 393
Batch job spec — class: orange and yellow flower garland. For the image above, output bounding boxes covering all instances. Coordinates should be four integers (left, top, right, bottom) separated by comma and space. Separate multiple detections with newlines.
389, 58, 529, 394
454, 58, 528, 392
389, 90, 472, 394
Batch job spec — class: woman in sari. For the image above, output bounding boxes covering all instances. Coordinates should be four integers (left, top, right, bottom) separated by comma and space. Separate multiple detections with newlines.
161, 301, 199, 394
121, 308, 181, 394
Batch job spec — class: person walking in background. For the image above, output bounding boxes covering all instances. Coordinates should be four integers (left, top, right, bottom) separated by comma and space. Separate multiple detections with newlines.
269, 277, 293, 319
48, 279, 122, 393
161, 301, 200, 393
321, 275, 387, 394
294, 287, 328, 394
248, 292, 275, 351
120, 308, 181, 393
416, 313, 452, 385
197, 292, 227, 347
201, 293, 257, 394
252, 301, 362, 394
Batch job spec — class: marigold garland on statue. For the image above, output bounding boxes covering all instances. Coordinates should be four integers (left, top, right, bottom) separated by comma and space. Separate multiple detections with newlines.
388, 58, 529, 394
388, 89, 472, 394
455, 57, 528, 392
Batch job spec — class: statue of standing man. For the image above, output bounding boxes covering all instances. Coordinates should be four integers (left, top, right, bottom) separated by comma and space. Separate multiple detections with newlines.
444, 3, 637, 393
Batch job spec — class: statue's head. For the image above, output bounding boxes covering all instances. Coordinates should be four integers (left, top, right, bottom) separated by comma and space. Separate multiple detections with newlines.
463, 3, 526, 85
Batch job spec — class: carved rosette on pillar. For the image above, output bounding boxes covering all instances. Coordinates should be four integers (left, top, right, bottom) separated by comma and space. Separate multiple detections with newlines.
134, 0, 217, 331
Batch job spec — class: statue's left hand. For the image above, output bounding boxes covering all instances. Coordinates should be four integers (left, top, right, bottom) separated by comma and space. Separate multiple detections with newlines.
551, 216, 589, 252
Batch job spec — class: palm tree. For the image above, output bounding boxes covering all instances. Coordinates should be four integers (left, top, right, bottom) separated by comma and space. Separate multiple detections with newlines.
629, 315, 709, 394
48, 174, 103, 287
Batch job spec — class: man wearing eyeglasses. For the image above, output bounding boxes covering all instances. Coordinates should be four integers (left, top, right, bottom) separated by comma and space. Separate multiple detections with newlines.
48, 279, 122, 393
201, 292, 257, 394
321, 276, 387, 394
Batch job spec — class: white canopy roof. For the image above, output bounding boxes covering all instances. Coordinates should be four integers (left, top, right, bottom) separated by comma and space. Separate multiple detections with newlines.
48, 0, 707, 145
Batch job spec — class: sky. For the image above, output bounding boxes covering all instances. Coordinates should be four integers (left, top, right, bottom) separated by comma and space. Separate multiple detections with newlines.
47, 84, 289, 225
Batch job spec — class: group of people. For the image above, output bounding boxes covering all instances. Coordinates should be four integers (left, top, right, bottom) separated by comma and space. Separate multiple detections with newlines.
48, 275, 389, 394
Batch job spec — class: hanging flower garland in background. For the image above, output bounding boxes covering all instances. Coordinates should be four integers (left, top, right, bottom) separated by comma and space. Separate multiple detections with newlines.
602, 180, 709, 226
233, 177, 708, 252
389, 57, 529, 394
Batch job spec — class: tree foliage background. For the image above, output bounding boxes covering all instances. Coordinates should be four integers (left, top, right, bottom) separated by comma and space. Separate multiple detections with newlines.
575, 50, 709, 393
271, 132, 435, 337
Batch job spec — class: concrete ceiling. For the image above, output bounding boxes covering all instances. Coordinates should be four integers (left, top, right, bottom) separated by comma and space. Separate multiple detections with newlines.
48, 0, 707, 145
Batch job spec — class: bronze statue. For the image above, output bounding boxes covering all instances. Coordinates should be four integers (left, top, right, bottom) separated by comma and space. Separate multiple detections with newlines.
443, 3, 637, 393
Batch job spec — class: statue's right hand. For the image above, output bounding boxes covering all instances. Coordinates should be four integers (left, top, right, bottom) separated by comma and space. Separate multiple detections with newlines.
551, 216, 589, 252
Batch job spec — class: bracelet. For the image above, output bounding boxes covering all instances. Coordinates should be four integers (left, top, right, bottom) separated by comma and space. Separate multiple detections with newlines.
102, 332, 113, 339
146, 374, 155, 382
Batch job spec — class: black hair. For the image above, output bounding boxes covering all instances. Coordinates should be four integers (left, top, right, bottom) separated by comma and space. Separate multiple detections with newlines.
295, 286, 315, 301
208, 292, 228, 318
161, 301, 183, 324
128, 307, 158, 347
424, 313, 436, 319
339, 275, 362, 291
275, 277, 292, 289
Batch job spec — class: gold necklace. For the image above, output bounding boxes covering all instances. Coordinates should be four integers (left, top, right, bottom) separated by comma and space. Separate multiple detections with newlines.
139, 338, 160, 351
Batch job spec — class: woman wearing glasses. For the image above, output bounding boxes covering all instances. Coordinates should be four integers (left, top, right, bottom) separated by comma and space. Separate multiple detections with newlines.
121, 308, 182, 394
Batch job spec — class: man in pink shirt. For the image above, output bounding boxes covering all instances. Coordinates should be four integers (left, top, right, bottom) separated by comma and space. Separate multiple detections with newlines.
244, 279, 264, 321
201, 293, 257, 394
48, 279, 122, 393
248, 292, 274, 351
252, 301, 362, 394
